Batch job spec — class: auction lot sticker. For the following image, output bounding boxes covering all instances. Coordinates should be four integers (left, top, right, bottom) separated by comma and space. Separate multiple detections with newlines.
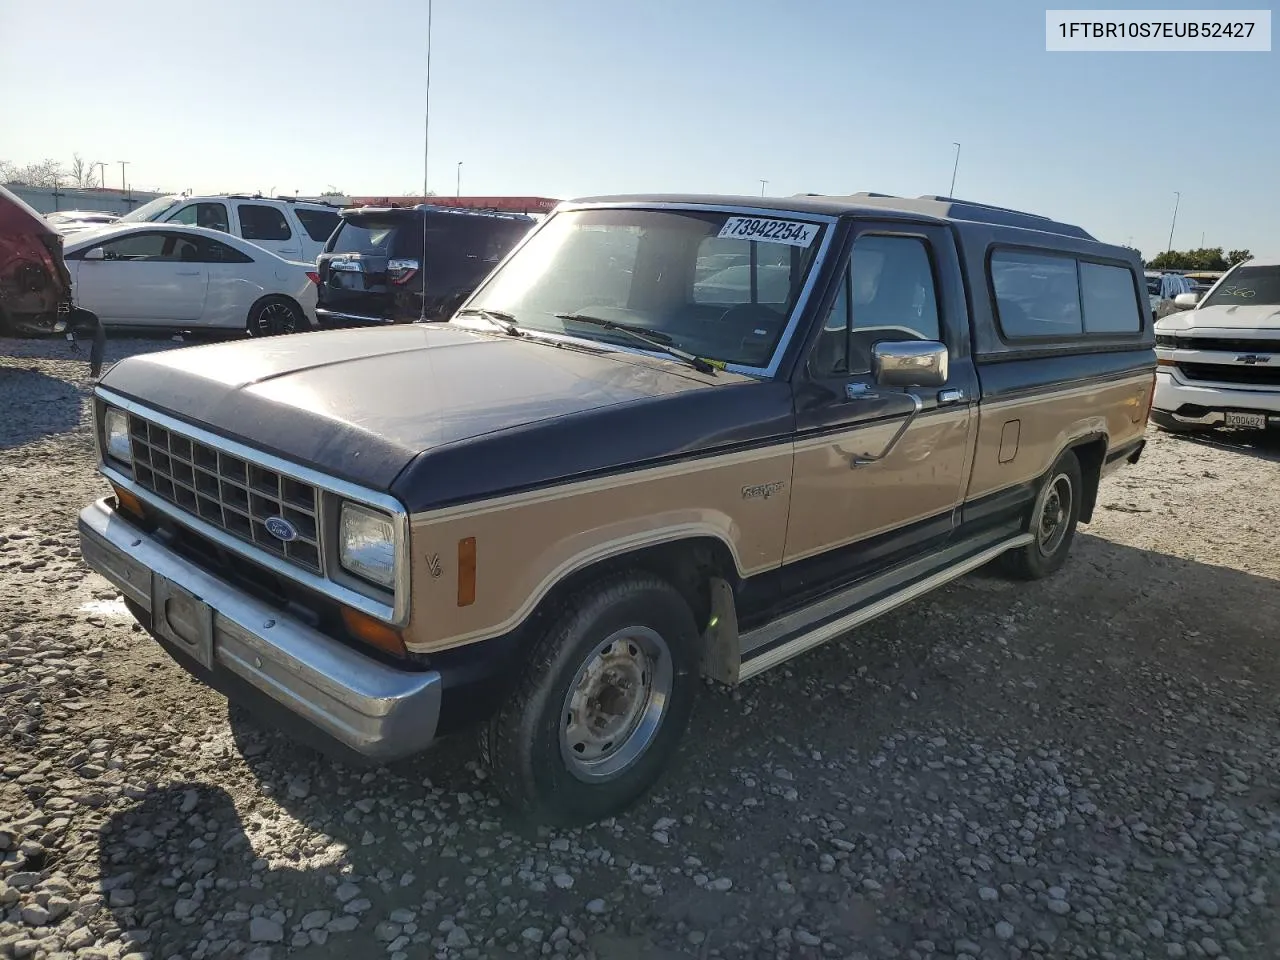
717, 217, 818, 247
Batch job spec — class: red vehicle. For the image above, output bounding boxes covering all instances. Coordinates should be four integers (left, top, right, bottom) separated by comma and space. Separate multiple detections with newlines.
0, 184, 103, 373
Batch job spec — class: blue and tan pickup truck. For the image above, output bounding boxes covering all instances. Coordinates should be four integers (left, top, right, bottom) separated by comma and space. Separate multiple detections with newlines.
79, 191, 1155, 823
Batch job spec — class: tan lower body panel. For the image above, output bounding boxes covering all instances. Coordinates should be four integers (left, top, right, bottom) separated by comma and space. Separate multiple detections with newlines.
967, 374, 1151, 500
404, 446, 794, 651
403, 375, 1150, 653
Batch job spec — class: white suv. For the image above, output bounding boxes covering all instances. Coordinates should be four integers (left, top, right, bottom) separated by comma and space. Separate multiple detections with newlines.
112, 195, 342, 263
1152, 257, 1280, 432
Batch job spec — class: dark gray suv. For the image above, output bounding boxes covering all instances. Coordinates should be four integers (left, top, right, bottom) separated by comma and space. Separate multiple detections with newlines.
315, 205, 534, 327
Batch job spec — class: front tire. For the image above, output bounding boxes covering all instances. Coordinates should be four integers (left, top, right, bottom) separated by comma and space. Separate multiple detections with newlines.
1000, 450, 1083, 581
246, 297, 304, 337
482, 571, 699, 825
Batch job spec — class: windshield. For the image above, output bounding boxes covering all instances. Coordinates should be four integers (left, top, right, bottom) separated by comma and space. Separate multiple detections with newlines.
461, 208, 826, 369
1201, 265, 1280, 308
118, 195, 180, 223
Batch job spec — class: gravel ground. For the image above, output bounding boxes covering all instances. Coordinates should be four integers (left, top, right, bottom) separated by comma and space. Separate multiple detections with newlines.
2, 335, 1278, 960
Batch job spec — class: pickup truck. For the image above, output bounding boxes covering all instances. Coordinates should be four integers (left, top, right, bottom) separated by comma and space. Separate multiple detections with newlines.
78, 192, 1155, 824
1152, 256, 1280, 432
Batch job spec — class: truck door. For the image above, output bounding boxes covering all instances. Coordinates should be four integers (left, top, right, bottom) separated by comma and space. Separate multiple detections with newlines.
782, 221, 978, 603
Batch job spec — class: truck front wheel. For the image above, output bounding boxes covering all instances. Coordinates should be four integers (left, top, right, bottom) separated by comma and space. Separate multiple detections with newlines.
482, 571, 699, 825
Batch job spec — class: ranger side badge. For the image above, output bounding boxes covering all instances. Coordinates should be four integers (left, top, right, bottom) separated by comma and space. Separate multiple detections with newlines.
742, 481, 786, 501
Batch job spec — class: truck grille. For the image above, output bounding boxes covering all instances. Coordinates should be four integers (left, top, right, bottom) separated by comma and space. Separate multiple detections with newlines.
1177, 363, 1280, 387
127, 414, 323, 574
1173, 336, 1280, 354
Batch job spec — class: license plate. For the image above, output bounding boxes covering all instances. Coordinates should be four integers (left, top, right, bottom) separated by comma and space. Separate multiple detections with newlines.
152, 576, 214, 669
1225, 412, 1266, 429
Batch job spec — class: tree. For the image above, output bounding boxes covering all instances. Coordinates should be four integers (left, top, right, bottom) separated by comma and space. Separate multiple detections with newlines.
69, 153, 98, 188
1148, 247, 1231, 271
0, 158, 65, 187
1226, 249, 1252, 267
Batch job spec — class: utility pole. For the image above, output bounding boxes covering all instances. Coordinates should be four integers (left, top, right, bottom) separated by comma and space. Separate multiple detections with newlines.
95, 162, 108, 189
1166, 191, 1180, 254
949, 142, 961, 197
457, 161, 462, 198
759, 179, 768, 196
118, 161, 129, 193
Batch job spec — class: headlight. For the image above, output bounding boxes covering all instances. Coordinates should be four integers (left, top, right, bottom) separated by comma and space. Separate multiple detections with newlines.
103, 407, 132, 465
1155, 334, 1176, 348
339, 502, 396, 589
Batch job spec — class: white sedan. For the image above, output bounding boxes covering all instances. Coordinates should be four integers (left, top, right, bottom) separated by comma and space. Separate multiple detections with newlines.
63, 223, 318, 335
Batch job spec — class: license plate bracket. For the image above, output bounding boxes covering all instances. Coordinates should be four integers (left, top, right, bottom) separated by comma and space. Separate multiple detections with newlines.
1225, 411, 1266, 429
152, 576, 215, 669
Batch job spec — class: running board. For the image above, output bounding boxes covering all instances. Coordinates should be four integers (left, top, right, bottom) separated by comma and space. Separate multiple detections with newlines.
737, 533, 1032, 681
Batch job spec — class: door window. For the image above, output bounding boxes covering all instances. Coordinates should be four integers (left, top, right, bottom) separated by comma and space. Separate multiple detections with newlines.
199, 237, 254, 264
166, 202, 230, 233
238, 204, 292, 242
811, 234, 942, 376
95, 232, 200, 262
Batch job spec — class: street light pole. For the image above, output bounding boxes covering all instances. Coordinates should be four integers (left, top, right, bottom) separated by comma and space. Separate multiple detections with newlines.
949, 142, 961, 197
118, 161, 129, 193
457, 161, 462, 198
95, 162, 107, 189
1166, 191, 1180, 254
759, 179, 768, 196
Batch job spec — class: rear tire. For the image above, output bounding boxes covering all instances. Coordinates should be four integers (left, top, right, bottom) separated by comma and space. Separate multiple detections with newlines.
246, 297, 304, 337
999, 449, 1083, 581
481, 571, 699, 826
1149, 410, 1202, 434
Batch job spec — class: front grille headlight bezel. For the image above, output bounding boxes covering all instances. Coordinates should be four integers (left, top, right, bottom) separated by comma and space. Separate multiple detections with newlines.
93, 387, 411, 627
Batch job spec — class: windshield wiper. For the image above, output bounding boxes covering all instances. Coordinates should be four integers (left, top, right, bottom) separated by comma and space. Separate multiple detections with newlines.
455, 307, 523, 336
555, 314, 717, 375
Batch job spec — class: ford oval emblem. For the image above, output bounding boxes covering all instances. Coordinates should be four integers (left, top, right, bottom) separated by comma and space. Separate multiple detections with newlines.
264, 516, 298, 542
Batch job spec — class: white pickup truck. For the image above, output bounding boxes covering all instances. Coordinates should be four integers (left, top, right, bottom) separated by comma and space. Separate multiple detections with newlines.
1152, 257, 1280, 432
105, 194, 343, 263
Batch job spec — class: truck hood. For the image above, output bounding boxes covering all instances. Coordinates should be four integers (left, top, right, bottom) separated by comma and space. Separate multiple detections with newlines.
98, 325, 738, 492
1157, 302, 1280, 333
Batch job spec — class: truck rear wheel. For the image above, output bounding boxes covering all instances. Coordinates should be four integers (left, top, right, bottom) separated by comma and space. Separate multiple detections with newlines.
482, 571, 699, 825
1000, 449, 1083, 581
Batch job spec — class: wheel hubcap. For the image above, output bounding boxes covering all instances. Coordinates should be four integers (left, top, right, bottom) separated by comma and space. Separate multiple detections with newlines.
257, 303, 296, 335
560, 627, 672, 783
1037, 473, 1072, 556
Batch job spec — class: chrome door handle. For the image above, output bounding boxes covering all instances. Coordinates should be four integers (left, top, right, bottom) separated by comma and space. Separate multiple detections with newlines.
847, 394, 924, 467
845, 382, 880, 401
938, 388, 965, 405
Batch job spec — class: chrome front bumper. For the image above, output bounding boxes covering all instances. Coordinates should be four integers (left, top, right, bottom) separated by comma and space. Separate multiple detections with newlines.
1154, 368, 1280, 425
78, 498, 442, 761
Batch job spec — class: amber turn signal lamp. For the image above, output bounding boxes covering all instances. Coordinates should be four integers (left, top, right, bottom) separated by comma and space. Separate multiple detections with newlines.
341, 607, 407, 658
110, 483, 144, 520
458, 537, 476, 607
1157, 357, 1176, 367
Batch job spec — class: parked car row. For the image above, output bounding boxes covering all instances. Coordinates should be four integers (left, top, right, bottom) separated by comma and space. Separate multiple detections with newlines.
4, 189, 539, 343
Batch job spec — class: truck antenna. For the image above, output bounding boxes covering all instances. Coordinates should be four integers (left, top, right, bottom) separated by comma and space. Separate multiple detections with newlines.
419, 0, 433, 324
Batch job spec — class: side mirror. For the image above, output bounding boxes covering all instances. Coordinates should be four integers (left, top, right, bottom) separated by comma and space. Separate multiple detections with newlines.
1174, 292, 1200, 309
82, 247, 105, 261
872, 340, 949, 388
